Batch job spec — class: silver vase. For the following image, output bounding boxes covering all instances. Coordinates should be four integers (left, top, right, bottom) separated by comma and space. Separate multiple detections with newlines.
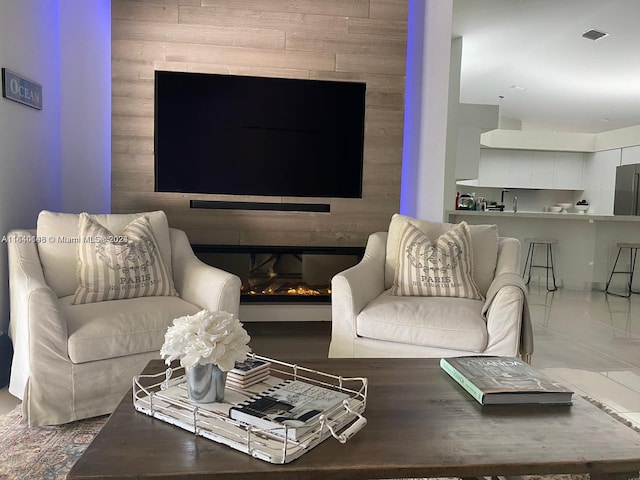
185, 363, 227, 403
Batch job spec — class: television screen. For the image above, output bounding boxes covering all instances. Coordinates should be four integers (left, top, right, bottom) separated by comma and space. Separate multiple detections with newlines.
154, 71, 366, 198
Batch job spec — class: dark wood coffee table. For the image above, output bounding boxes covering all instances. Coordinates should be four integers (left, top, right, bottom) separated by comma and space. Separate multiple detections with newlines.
68, 358, 640, 480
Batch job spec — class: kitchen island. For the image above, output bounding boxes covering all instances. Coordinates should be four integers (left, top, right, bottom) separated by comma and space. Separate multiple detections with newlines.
446, 210, 640, 291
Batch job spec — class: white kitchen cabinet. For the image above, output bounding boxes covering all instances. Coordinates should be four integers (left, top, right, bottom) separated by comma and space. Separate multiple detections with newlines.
467, 149, 585, 189
507, 150, 533, 188
476, 149, 509, 187
621, 145, 640, 166
552, 152, 584, 189
530, 152, 555, 188
582, 149, 619, 214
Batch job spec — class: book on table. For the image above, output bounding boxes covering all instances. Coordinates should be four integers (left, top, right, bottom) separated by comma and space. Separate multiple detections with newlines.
228, 379, 350, 439
227, 358, 271, 388
440, 356, 574, 405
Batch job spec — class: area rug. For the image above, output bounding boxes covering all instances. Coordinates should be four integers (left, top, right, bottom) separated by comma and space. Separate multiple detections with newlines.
0, 406, 108, 480
0, 398, 636, 480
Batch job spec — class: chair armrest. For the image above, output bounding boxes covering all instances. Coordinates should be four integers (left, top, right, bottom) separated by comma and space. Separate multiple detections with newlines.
483, 284, 525, 355
330, 233, 387, 354
169, 229, 241, 317
495, 237, 521, 276
7, 230, 68, 399
482, 252, 533, 361
483, 238, 533, 358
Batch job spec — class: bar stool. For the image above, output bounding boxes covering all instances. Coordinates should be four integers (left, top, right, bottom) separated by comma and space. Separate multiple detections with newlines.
522, 238, 558, 291
605, 242, 640, 297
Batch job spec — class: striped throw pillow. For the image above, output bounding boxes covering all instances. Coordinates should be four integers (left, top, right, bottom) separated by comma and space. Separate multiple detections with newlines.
390, 221, 483, 300
72, 213, 177, 304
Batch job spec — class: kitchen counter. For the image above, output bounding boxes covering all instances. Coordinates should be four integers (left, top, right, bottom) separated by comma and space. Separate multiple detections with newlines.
445, 210, 640, 291
447, 210, 640, 222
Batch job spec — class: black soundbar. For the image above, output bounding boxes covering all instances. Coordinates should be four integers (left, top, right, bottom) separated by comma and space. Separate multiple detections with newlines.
189, 200, 330, 213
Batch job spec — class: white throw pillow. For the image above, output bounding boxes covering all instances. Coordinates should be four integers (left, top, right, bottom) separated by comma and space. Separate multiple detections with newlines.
72, 213, 177, 304
37, 210, 174, 298
390, 221, 483, 300
385, 213, 498, 296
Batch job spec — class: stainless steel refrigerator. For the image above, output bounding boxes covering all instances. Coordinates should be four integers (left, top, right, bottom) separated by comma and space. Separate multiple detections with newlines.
614, 163, 640, 215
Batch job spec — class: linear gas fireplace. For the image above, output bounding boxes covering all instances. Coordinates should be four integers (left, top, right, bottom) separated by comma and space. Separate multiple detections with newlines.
192, 245, 364, 303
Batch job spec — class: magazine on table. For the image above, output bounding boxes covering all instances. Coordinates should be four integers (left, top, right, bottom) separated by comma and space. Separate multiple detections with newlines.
440, 356, 573, 405
228, 379, 350, 439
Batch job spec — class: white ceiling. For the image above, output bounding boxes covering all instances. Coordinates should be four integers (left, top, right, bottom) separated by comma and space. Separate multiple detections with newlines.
452, 0, 640, 134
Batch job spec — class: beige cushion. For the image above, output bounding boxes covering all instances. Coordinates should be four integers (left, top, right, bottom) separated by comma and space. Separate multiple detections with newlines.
385, 214, 499, 295
390, 221, 483, 300
72, 213, 177, 304
356, 291, 488, 352
61, 295, 201, 364
37, 210, 174, 298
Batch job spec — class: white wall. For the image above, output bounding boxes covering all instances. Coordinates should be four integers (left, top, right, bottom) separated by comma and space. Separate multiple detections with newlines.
0, 0, 62, 333
0, 0, 111, 333
401, 0, 453, 221
59, 0, 111, 214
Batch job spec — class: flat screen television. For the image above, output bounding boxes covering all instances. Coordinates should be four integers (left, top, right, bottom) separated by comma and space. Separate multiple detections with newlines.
154, 71, 366, 198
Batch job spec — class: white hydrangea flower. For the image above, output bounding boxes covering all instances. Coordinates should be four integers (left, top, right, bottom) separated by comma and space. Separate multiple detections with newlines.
160, 310, 251, 371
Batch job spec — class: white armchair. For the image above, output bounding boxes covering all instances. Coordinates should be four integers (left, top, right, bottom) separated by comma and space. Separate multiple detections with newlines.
329, 214, 532, 362
8, 210, 241, 426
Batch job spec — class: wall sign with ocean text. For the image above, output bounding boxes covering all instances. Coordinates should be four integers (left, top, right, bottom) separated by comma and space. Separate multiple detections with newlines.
1, 68, 42, 110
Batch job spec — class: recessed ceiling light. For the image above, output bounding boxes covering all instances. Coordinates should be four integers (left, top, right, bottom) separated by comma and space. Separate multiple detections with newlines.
582, 29, 609, 41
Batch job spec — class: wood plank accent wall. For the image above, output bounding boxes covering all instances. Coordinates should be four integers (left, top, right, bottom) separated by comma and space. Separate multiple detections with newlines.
111, 0, 407, 246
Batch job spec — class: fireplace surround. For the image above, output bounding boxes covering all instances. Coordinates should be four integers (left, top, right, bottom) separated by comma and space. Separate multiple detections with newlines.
193, 245, 364, 304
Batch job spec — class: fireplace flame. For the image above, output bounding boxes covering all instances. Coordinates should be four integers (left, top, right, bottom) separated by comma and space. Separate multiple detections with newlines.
241, 282, 329, 297
287, 286, 320, 296
241, 253, 333, 299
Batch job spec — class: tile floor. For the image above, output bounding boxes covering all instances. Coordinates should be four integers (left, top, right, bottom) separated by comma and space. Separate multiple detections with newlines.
526, 284, 640, 427
1, 285, 640, 426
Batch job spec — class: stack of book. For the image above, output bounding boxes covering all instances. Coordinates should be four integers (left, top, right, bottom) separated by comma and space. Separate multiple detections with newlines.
229, 379, 350, 440
226, 358, 271, 388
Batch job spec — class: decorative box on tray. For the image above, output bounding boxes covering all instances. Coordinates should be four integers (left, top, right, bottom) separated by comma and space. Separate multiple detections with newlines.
132, 354, 368, 464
